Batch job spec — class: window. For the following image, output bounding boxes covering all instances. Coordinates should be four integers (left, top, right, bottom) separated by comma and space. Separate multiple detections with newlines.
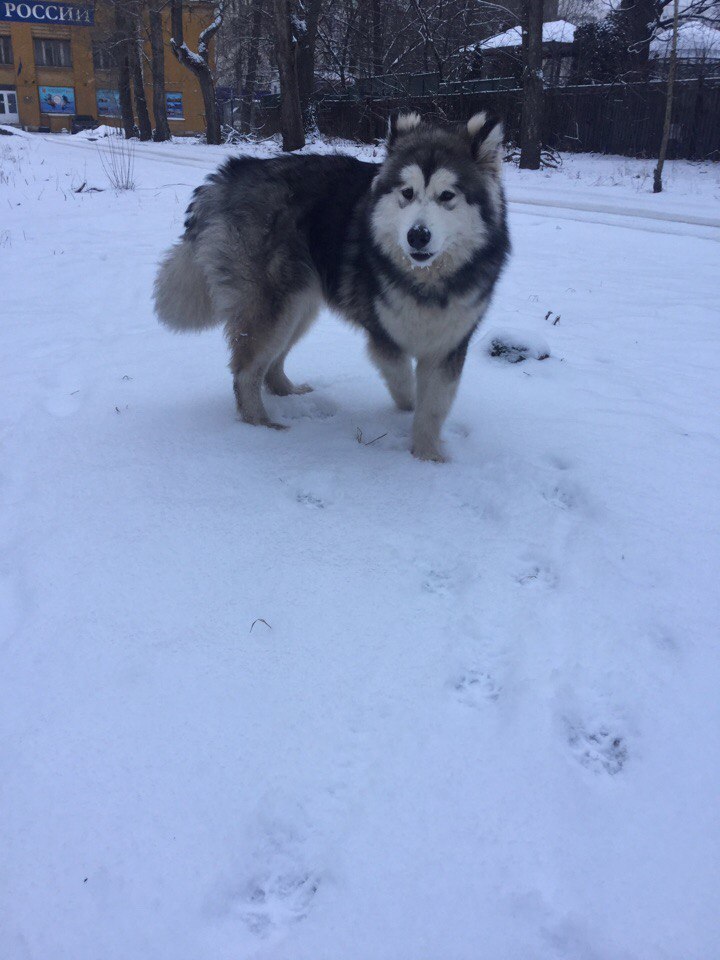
33, 38, 72, 68
0, 35, 13, 66
93, 45, 114, 71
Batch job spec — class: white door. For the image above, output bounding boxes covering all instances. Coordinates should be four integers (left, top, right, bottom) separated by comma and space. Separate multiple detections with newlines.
0, 90, 20, 125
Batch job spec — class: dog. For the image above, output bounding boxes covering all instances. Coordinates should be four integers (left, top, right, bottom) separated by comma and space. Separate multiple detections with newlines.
154, 110, 510, 461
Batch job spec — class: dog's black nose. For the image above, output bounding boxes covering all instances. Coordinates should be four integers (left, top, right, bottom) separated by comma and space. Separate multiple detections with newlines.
407, 225, 431, 250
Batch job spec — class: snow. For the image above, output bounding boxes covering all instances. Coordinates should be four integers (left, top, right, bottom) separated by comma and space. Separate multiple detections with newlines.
650, 20, 720, 57
1, 132, 720, 960
72, 124, 123, 140
470, 19, 577, 51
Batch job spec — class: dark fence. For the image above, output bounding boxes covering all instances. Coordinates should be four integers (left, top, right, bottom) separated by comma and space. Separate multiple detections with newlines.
255, 78, 720, 160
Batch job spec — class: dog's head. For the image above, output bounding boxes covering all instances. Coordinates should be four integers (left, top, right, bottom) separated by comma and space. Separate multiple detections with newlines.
369, 111, 505, 276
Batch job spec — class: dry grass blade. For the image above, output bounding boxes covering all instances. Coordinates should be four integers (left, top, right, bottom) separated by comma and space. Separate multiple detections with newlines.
97, 130, 136, 191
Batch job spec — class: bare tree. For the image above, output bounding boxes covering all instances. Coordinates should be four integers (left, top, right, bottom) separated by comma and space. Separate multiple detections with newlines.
653, 0, 680, 192
128, 6, 153, 141
113, 2, 137, 138
296, 0, 324, 126
615, 0, 718, 78
519, 0, 544, 169
238, 0, 266, 132
149, 0, 172, 141
273, 0, 305, 149
170, 0, 225, 144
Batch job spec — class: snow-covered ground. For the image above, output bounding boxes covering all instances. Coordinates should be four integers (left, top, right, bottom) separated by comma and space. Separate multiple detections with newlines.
1, 130, 719, 960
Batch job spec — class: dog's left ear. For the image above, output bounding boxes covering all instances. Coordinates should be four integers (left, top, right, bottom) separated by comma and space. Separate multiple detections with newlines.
467, 111, 504, 172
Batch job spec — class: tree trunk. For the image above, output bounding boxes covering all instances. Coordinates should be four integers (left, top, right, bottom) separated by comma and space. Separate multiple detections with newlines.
169, 0, 224, 145
240, 0, 265, 132
295, 0, 322, 128
272, 0, 305, 150
519, 0, 544, 170
653, 0, 679, 193
197, 71, 222, 145
128, 19, 153, 141
371, 0, 383, 76
149, 3, 171, 142
113, 3, 136, 138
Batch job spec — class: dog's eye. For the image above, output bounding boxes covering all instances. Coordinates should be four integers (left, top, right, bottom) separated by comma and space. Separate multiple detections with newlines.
438, 190, 456, 203
401, 187, 414, 201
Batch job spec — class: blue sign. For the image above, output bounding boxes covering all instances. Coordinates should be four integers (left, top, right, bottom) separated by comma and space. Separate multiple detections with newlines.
166, 92, 183, 120
39, 85, 75, 114
97, 89, 120, 118
0, 1, 94, 25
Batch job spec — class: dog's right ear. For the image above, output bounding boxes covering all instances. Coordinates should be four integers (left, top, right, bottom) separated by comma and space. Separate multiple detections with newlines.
467, 111, 504, 173
387, 111, 422, 149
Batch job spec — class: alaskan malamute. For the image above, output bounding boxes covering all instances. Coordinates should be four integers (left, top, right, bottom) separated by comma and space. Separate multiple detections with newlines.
154, 111, 510, 461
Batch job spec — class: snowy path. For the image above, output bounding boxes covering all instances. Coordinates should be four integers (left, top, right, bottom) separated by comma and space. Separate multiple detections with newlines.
45, 132, 720, 235
1, 134, 719, 960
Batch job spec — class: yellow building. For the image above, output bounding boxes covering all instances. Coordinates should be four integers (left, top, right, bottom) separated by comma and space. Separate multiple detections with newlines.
0, 0, 215, 134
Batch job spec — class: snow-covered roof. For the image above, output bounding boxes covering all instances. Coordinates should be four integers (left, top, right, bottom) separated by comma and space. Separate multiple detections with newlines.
470, 19, 576, 52
650, 20, 720, 57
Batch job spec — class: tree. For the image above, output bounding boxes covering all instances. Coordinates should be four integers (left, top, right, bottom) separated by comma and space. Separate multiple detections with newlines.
239, 0, 266, 133
295, 0, 324, 127
573, 16, 627, 83
149, 0, 172, 142
519, 0, 544, 169
653, 0, 680, 192
613, 0, 718, 79
273, 0, 305, 150
170, 0, 224, 145
113, 1, 137, 138
128, 6, 153, 141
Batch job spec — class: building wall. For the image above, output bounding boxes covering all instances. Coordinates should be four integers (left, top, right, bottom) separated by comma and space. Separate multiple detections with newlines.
0, 1, 215, 134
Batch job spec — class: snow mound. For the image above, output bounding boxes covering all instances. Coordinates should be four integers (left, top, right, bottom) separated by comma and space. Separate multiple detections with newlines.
74, 124, 122, 140
481, 327, 551, 363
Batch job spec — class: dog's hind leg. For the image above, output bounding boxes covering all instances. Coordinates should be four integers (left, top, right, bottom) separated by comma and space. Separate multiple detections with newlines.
229, 327, 286, 430
228, 284, 322, 429
265, 286, 322, 397
368, 335, 415, 412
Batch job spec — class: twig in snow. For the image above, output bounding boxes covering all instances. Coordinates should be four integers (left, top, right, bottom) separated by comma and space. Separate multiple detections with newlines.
250, 618, 272, 633
356, 427, 388, 446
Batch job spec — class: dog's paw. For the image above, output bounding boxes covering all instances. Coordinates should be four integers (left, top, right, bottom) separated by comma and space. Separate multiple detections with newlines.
240, 416, 289, 431
411, 445, 446, 463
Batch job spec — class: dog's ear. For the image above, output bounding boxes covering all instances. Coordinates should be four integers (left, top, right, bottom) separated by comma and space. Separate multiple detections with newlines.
387, 111, 422, 149
467, 111, 504, 172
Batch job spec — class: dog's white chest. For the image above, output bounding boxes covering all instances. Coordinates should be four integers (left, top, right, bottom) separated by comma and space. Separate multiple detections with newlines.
375, 285, 484, 359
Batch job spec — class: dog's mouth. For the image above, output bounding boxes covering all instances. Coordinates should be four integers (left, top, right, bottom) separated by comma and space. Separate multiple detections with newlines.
410, 251, 434, 264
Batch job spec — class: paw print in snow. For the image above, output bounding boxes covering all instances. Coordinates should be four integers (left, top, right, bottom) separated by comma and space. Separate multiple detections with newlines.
568, 724, 627, 775
240, 868, 319, 936
453, 669, 501, 706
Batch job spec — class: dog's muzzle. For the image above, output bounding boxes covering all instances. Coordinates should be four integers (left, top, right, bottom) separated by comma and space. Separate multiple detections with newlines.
407, 224, 433, 263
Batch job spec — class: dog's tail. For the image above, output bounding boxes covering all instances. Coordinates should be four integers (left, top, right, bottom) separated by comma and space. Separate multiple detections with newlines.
153, 239, 220, 332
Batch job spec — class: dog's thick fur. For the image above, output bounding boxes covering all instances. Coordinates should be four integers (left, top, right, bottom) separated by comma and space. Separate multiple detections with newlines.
154, 111, 510, 460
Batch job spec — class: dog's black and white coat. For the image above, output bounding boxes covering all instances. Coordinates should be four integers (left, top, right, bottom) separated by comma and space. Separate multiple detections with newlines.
154, 111, 510, 460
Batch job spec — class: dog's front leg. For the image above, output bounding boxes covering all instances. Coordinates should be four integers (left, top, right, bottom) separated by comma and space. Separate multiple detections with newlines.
368, 334, 414, 412
412, 338, 470, 462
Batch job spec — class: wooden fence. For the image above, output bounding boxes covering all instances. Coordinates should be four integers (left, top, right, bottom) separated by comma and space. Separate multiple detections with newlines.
254, 78, 720, 160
